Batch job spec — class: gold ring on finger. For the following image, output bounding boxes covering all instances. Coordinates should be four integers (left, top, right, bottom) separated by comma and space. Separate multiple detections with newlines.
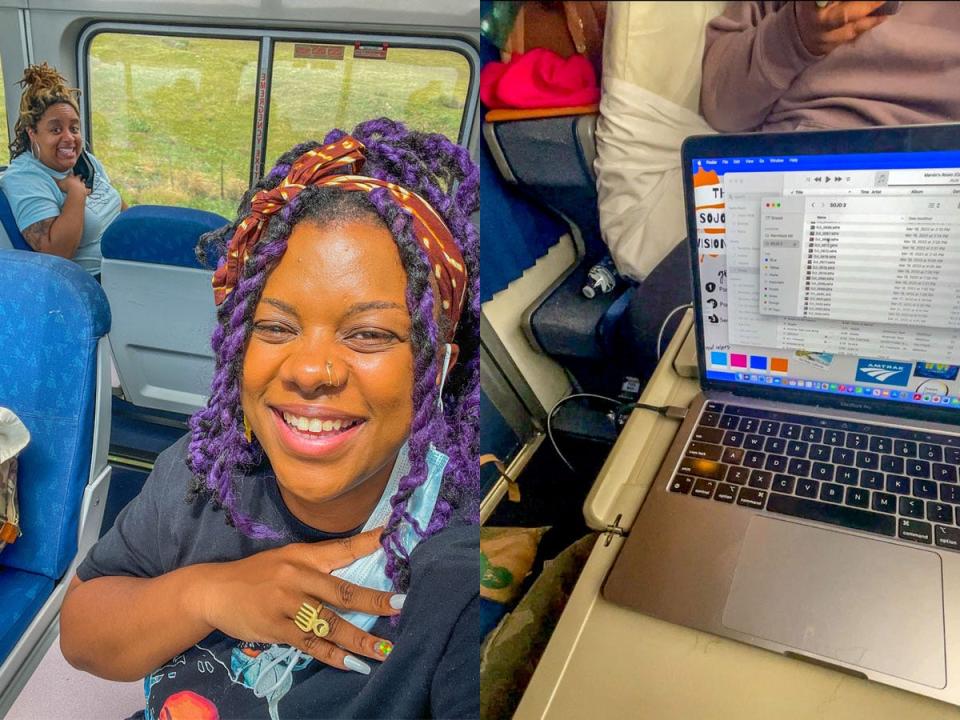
294, 601, 330, 637
313, 617, 330, 638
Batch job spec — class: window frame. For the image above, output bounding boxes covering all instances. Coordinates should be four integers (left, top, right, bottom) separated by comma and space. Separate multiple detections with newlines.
0, 50, 7, 155
77, 22, 479, 188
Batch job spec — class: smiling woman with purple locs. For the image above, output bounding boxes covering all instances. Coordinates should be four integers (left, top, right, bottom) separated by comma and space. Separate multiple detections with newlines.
59, 118, 480, 720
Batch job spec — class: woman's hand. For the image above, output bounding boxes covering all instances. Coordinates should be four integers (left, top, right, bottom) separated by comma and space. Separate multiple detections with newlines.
796, 1, 888, 57
55, 172, 91, 198
200, 529, 400, 671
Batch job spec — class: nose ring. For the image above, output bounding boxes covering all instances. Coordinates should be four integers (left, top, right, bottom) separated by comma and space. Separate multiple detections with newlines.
325, 361, 339, 387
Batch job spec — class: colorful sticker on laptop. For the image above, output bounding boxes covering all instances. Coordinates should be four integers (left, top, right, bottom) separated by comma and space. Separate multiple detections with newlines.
916, 379, 950, 397
770, 358, 789, 373
914, 362, 960, 381
693, 166, 725, 255
855, 359, 912, 387
794, 350, 833, 369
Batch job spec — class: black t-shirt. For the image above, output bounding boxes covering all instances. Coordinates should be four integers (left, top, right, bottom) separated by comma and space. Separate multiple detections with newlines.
77, 434, 479, 720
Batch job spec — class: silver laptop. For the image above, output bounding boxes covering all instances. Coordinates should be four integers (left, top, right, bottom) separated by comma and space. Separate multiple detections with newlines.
604, 125, 960, 704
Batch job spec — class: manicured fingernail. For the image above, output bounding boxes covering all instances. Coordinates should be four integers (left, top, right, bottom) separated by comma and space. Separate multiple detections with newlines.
389, 593, 406, 610
374, 640, 393, 657
344, 655, 371, 675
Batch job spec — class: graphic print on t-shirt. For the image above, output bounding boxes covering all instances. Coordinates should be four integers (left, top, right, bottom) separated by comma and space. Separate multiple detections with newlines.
144, 639, 313, 720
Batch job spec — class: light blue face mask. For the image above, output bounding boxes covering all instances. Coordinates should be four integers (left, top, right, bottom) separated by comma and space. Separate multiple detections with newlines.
251, 441, 448, 703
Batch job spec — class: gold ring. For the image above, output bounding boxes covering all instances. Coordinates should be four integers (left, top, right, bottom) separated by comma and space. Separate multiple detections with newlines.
294, 601, 330, 638
325, 361, 337, 387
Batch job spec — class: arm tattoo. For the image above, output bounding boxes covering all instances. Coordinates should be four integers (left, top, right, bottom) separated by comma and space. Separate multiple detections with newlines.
22, 218, 56, 252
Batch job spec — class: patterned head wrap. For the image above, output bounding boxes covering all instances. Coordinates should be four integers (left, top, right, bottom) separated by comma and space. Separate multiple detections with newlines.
212, 136, 467, 335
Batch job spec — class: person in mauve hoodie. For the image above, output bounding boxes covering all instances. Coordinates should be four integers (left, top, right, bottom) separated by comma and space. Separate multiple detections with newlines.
700, 1, 960, 133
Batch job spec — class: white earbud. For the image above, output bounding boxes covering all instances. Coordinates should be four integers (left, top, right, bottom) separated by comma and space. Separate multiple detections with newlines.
437, 343, 452, 411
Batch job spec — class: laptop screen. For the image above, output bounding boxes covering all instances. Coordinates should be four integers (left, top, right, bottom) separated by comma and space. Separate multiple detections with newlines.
688, 141, 960, 416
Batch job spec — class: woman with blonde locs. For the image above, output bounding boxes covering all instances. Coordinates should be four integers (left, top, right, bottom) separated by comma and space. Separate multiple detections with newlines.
1, 63, 124, 274
59, 118, 480, 719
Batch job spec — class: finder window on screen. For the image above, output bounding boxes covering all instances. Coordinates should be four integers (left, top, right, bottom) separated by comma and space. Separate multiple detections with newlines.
759, 195, 959, 328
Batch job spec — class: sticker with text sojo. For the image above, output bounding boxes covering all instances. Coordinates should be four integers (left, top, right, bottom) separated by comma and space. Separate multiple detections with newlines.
693, 165, 725, 254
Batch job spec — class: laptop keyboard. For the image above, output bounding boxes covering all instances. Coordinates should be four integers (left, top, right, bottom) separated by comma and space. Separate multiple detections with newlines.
669, 401, 960, 550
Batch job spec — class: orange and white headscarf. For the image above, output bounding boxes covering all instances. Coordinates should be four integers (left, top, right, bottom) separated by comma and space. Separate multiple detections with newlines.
212, 136, 468, 334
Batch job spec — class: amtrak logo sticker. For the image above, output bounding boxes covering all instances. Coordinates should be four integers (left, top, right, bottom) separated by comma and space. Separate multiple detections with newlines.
855, 359, 912, 387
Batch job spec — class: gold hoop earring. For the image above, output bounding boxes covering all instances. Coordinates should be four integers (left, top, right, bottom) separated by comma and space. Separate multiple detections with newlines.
243, 414, 253, 442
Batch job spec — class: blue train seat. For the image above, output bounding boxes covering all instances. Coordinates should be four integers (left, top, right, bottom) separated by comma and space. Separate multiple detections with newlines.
0, 188, 32, 252
484, 110, 692, 391
100, 205, 228, 415
483, 112, 636, 386
0, 251, 112, 709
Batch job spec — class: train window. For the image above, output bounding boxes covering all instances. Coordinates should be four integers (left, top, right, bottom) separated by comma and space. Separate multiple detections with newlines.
82, 26, 477, 214
0, 54, 8, 156
265, 42, 470, 165
87, 33, 258, 217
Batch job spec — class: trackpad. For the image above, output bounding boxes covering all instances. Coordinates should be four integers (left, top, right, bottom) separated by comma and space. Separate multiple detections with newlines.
722, 516, 946, 688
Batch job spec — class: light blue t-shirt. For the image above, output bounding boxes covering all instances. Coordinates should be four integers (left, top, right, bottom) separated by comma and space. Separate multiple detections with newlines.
0, 151, 121, 274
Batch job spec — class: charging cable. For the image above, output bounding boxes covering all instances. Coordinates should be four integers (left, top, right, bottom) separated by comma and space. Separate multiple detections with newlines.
547, 393, 688, 472
657, 304, 693, 360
